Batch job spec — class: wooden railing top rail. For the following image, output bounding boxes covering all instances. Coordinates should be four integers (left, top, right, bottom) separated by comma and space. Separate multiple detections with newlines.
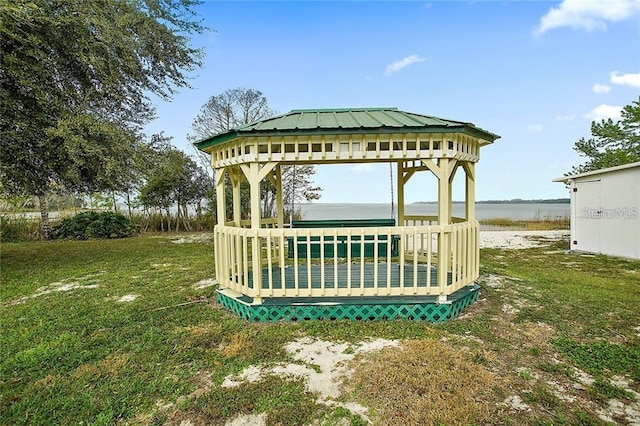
216, 220, 478, 237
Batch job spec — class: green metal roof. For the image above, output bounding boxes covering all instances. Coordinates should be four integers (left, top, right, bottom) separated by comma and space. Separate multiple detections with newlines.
195, 107, 500, 151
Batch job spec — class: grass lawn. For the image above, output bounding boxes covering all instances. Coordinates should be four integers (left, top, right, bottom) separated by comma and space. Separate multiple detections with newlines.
1, 234, 639, 425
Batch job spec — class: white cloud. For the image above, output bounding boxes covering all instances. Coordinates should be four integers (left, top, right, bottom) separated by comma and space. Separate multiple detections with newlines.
535, 0, 640, 34
610, 71, 640, 87
592, 83, 612, 94
384, 55, 426, 76
584, 104, 623, 121
351, 164, 375, 173
527, 124, 543, 132
556, 114, 576, 121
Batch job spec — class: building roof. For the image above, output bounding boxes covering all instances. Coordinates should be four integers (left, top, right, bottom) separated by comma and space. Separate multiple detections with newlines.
553, 161, 640, 182
195, 107, 500, 151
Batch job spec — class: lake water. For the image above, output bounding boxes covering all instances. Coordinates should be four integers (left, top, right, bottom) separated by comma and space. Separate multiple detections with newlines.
296, 203, 570, 221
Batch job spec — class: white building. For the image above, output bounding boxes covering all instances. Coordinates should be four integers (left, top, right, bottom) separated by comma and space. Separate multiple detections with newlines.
554, 162, 640, 259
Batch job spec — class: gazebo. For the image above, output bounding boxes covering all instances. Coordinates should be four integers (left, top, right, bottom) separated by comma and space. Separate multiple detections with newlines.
196, 108, 499, 321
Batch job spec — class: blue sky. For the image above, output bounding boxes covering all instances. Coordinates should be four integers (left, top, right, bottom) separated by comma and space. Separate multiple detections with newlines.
146, 0, 640, 203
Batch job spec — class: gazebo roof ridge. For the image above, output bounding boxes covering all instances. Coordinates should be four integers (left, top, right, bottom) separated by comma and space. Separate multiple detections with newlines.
194, 107, 500, 151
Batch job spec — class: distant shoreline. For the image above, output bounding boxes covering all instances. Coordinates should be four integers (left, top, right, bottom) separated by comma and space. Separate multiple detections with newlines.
296, 199, 570, 205
413, 198, 570, 205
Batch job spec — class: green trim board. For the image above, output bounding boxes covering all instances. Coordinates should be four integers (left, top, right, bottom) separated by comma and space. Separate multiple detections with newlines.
215, 284, 480, 322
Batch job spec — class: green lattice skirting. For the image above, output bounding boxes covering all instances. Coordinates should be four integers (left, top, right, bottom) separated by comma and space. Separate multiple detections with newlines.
216, 284, 480, 322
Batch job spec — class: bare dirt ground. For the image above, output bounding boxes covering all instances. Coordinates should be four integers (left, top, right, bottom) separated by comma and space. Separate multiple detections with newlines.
480, 229, 570, 250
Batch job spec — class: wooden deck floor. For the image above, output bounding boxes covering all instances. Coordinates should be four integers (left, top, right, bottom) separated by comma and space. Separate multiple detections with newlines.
241, 263, 453, 290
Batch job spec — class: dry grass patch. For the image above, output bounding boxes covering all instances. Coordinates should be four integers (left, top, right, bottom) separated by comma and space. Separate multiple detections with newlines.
348, 339, 499, 425
479, 217, 570, 230
71, 354, 130, 379
218, 332, 253, 358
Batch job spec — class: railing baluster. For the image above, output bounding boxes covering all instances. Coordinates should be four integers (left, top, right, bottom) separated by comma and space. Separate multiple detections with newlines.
346, 231, 352, 293
280, 232, 286, 295
426, 229, 432, 294
320, 231, 325, 296
333, 228, 338, 296
359, 228, 365, 294
243, 233, 249, 292
413, 226, 418, 294
293, 229, 299, 296
373, 229, 379, 294
306, 229, 312, 295
266, 230, 273, 296
386, 228, 392, 293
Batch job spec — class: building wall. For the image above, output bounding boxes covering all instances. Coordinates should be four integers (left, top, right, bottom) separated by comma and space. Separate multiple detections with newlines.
571, 165, 639, 259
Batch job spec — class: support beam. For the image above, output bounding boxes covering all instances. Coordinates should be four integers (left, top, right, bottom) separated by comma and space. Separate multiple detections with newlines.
402, 165, 416, 185
242, 162, 264, 303
463, 162, 476, 221
275, 165, 284, 229
448, 162, 459, 224
215, 167, 226, 226
239, 162, 278, 224
437, 159, 452, 226
421, 159, 443, 180
397, 161, 404, 226
436, 159, 455, 301
245, 163, 262, 228
229, 167, 242, 226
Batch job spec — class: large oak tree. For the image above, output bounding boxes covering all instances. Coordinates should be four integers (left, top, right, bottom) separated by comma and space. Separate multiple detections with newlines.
1, 0, 205, 237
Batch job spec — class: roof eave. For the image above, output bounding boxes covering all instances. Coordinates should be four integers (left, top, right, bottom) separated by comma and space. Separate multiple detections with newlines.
196, 125, 499, 152
194, 131, 240, 152
553, 161, 640, 182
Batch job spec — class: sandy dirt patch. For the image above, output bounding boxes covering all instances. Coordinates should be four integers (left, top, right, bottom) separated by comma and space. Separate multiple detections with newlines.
222, 337, 398, 419
193, 279, 217, 290
223, 413, 266, 426
116, 294, 139, 302
480, 230, 569, 249
500, 395, 532, 412
4, 274, 102, 306
171, 234, 214, 244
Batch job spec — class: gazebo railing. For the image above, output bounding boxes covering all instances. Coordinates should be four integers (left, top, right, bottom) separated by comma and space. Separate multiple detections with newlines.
225, 218, 280, 228
214, 221, 479, 301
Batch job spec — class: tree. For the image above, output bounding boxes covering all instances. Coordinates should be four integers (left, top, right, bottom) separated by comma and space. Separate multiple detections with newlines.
189, 87, 322, 221
189, 87, 277, 138
571, 97, 640, 175
280, 164, 322, 220
137, 145, 212, 231
0, 0, 205, 237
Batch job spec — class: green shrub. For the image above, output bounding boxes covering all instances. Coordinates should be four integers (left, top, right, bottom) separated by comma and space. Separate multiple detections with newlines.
52, 211, 134, 239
